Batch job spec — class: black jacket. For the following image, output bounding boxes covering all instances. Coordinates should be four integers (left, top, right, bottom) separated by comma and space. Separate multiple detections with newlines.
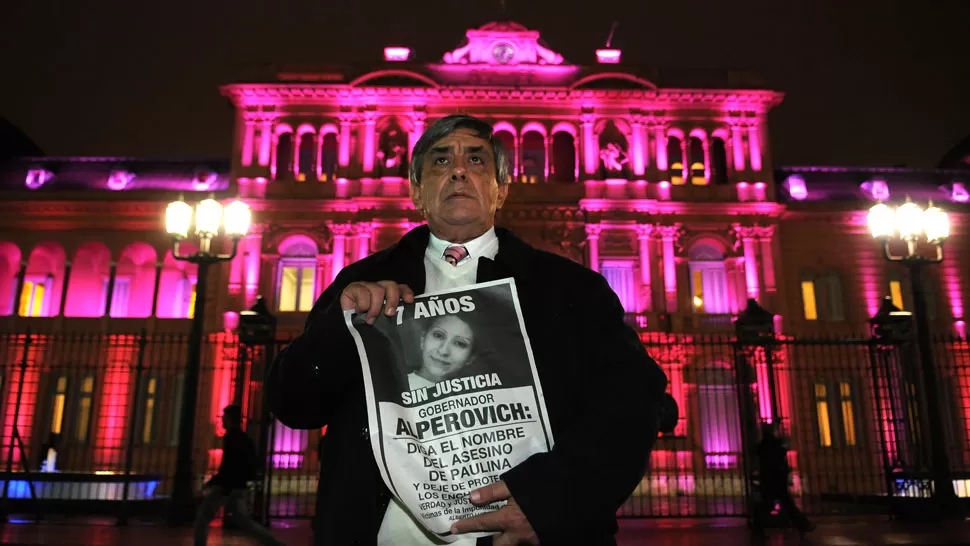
267, 225, 668, 545
207, 428, 257, 493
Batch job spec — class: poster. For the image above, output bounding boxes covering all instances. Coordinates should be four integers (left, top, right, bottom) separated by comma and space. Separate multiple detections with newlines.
345, 278, 554, 541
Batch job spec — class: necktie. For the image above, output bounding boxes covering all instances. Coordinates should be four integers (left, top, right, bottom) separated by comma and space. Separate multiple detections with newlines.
443, 245, 468, 266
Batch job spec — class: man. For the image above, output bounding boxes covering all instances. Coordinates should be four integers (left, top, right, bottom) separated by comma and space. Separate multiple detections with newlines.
193, 405, 285, 546
267, 114, 668, 545
751, 422, 814, 539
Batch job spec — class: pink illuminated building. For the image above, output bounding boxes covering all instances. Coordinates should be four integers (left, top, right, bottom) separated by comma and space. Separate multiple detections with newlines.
1, 21, 969, 513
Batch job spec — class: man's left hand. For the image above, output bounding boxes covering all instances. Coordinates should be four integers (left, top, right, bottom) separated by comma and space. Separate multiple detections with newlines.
450, 480, 538, 545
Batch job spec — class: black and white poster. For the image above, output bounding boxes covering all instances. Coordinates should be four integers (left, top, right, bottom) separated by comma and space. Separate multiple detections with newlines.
344, 278, 554, 541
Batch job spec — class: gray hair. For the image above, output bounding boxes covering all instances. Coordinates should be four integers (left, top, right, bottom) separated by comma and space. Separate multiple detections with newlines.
409, 114, 511, 187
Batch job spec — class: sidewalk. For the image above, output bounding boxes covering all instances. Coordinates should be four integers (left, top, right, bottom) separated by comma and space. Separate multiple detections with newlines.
0, 517, 968, 545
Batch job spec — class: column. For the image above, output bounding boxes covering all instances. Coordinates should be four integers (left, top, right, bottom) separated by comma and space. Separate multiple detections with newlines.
11, 261, 26, 316
409, 111, 427, 160
756, 225, 776, 293
354, 223, 373, 262
636, 225, 653, 312
316, 130, 325, 180
748, 122, 762, 172
731, 123, 746, 172
581, 112, 597, 176
57, 261, 73, 316
315, 257, 326, 300
656, 225, 681, 313
702, 136, 711, 182
258, 120, 273, 167
667, 363, 687, 436
680, 138, 689, 182
102, 261, 118, 317
229, 239, 245, 295
241, 116, 255, 167
654, 123, 668, 171
330, 224, 351, 283
734, 224, 760, 301
362, 111, 377, 174
338, 114, 353, 168
150, 261, 162, 317
585, 224, 601, 272
631, 116, 645, 176
292, 131, 302, 178
243, 231, 262, 308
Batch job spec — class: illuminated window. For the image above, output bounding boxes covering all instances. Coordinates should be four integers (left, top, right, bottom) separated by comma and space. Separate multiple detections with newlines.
814, 382, 832, 447
278, 263, 316, 312
801, 278, 818, 320
889, 280, 905, 310
816, 379, 859, 448
19, 274, 53, 317
100, 277, 131, 317
688, 244, 729, 314
50, 375, 69, 435
320, 133, 338, 181
168, 374, 184, 447
839, 381, 857, 447
667, 136, 684, 185
601, 261, 636, 313
688, 137, 706, 185
277, 239, 318, 313
710, 137, 728, 185
74, 375, 94, 443
173, 277, 197, 319
298, 133, 315, 180
140, 376, 159, 445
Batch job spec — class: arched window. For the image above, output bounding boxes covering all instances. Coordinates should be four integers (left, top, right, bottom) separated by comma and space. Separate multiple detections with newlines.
493, 130, 516, 178
710, 137, 728, 185
320, 133, 339, 181
277, 237, 318, 313
297, 133, 315, 181
550, 131, 576, 182
275, 133, 294, 179
667, 136, 684, 185
688, 136, 706, 185
521, 131, 545, 183
688, 243, 729, 314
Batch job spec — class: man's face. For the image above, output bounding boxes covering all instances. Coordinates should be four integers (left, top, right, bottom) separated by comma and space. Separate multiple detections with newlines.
410, 128, 509, 235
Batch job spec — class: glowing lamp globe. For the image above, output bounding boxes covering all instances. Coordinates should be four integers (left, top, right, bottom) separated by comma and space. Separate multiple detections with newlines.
895, 201, 924, 239
923, 204, 949, 244
166, 199, 193, 239
195, 198, 223, 236
867, 203, 894, 239
224, 200, 252, 238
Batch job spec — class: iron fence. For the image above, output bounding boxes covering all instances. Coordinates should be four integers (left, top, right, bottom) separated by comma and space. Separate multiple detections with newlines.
0, 327, 967, 524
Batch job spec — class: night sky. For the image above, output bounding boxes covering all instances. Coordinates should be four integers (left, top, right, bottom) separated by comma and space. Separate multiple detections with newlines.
3, 0, 968, 168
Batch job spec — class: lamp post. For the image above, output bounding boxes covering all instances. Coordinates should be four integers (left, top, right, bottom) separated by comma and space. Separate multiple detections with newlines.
867, 199, 960, 516
165, 195, 251, 524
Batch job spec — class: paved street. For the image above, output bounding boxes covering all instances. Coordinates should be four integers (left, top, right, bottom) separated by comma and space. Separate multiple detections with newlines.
0, 517, 968, 545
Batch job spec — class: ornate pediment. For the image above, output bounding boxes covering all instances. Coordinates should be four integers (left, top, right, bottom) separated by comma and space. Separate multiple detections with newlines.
442, 21, 565, 66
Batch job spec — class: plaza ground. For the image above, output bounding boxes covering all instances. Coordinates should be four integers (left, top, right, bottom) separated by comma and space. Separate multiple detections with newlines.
0, 516, 969, 545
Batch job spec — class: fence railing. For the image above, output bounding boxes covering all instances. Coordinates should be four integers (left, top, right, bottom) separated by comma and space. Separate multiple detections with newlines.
0, 328, 967, 522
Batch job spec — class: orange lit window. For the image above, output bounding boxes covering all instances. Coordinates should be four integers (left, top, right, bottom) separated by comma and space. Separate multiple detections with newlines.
814, 382, 832, 447
839, 381, 856, 447
50, 375, 69, 435
74, 375, 94, 443
890, 280, 905, 310
801, 280, 818, 320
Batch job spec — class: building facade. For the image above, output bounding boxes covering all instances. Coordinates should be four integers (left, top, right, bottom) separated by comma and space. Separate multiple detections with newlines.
1, 21, 968, 516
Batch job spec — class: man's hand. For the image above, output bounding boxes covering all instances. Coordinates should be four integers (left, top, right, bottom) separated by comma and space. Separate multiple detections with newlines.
340, 281, 415, 324
450, 480, 538, 546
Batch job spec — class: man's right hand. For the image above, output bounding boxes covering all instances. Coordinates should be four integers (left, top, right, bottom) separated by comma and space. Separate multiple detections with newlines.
340, 281, 415, 324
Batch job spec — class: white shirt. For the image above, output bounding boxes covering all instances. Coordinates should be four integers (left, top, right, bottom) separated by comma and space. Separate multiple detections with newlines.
377, 227, 499, 546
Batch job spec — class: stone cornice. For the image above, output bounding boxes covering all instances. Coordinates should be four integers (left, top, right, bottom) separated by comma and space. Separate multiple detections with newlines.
579, 199, 785, 217
220, 84, 784, 112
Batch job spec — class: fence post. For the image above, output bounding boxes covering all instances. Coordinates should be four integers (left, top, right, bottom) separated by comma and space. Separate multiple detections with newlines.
0, 328, 39, 525
734, 299, 776, 521
118, 329, 149, 526
238, 297, 277, 525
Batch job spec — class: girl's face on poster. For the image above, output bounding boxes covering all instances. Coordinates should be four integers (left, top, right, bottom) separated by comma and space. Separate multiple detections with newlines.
419, 315, 474, 382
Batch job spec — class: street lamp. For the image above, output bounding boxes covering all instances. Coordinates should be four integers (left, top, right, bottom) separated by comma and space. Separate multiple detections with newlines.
165, 195, 251, 524
867, 198, 959, 516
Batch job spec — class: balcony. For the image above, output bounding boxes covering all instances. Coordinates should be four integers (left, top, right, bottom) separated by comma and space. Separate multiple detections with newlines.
624, 312, 737, 334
